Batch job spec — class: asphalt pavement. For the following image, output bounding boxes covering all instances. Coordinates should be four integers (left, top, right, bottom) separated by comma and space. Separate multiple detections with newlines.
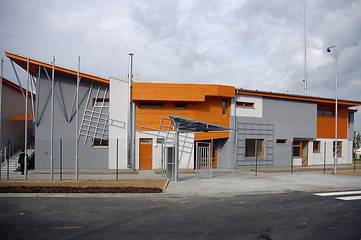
1, 168, 361, 198
1, 192, 361, 240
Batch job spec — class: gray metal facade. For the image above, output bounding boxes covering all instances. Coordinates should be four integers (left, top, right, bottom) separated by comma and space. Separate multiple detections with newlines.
1, 82, 34, 150
224, 96, 317, 167
35, 71, 109, 169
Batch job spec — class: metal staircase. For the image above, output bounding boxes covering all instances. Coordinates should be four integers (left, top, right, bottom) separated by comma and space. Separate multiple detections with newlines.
1, 141, 35, 173
156, 117, 194, 170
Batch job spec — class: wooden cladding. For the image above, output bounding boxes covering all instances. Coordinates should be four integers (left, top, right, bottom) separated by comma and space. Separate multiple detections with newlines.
136, 97, 230, 131
317, 105, 348, 139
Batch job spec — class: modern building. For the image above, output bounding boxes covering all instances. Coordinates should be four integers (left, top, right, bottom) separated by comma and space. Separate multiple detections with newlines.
5, 52, 361, 173
231, 89, 360, 168
1, 77, 34, 151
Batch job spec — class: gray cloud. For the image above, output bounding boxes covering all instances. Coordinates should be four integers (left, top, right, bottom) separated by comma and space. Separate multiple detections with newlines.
0, 0, 360, 130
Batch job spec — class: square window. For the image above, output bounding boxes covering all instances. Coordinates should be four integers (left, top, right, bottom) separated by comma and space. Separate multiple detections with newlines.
245, 139, 263, 158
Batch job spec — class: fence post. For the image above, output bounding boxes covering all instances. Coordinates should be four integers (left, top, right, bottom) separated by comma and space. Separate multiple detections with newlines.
0, 150, 2, 180
59, 138, 62, 180
7, 139, 10, 179
354, 140, 356, 172
255, 153, 258, 176
116, 138, 119, 180
324, 142, 326, 173
291, 141, 293, 174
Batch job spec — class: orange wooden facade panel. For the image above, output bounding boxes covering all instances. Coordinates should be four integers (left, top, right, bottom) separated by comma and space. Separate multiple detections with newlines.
132, 82, 235, 102
194, 132, 230, 141
317, 105, 348, 139
136, 96, 231, 131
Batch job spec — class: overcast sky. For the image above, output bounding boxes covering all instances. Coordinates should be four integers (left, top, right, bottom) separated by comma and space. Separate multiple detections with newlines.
1, 0, 361, 131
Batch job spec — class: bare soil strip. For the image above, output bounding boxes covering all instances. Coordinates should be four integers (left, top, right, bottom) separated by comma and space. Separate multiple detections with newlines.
0, 179, 167, 193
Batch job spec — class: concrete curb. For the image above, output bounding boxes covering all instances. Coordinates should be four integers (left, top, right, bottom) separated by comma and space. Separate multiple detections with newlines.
0, 193, 164, 198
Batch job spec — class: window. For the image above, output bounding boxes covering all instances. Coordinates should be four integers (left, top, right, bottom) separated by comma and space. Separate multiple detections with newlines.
236, 101, 255, 108
293, 140, 301, 157
245, 139, 264, 158
139, 103, 163, 109
93, 98, 109, 107
93, 139, 109, 148
333, 141, 342, 157
293, 140, 308, 157
313, 141, 320, 153
222, 100, 227, 115
276, 139, 287, 145
317, 110, 334, 117
174, 103, 187, 109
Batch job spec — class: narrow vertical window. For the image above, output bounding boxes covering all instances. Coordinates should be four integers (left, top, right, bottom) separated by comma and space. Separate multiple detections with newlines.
333, 141, 342, 157
222, 100, 227, 115
313, 141, 320, 153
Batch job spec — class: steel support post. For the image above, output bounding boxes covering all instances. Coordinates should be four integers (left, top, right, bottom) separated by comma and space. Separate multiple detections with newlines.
210, 138, 213, 178
50, 57, 55, 181
232, 130, 238, 177
127, 53, 134, 169
24, 58, 29, 180
131, 101, 136, 171
35, 66, 41, 126
60, 138, 62, 180
334, 44, 338, 174
0, 58, 3, 179
174, 122, 180, 182
76, 57, 80, 181
116, 138, 119, 180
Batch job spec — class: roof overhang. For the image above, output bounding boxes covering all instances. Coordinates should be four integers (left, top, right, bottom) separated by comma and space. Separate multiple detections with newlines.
133, 82, 235, 102
5, 51, 109, 86
237, 88, 361, 107
169, 115, 233, 133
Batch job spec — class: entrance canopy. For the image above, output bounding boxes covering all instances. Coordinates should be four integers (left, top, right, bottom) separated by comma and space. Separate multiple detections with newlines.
169, 115, 233, 133
169, 115, 234, 182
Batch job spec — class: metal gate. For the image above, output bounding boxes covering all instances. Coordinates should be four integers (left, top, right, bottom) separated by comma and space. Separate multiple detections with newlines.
196, 142, 212, 179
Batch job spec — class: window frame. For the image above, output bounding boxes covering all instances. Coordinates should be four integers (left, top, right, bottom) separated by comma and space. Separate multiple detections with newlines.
293, 140, 301, 157
174, 103, 187, 110
276, 139, 287, 145
245, 139, 264, 158
333, 141, 342, 157
313, 141, 321, 153
138, 103, 163, 109
93, 98, 109, 108
92, 138, 109, 148
236, 101, 255, 109
317, 109, 334, 117
222, 100, 227, 116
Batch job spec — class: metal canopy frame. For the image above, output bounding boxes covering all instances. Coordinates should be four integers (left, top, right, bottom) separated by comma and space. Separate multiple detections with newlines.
169, 115, 233, 133
169, 115, 233, 182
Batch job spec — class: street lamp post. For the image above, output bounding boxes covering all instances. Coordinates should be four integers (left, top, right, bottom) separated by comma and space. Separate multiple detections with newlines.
327, 43, 338, 174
